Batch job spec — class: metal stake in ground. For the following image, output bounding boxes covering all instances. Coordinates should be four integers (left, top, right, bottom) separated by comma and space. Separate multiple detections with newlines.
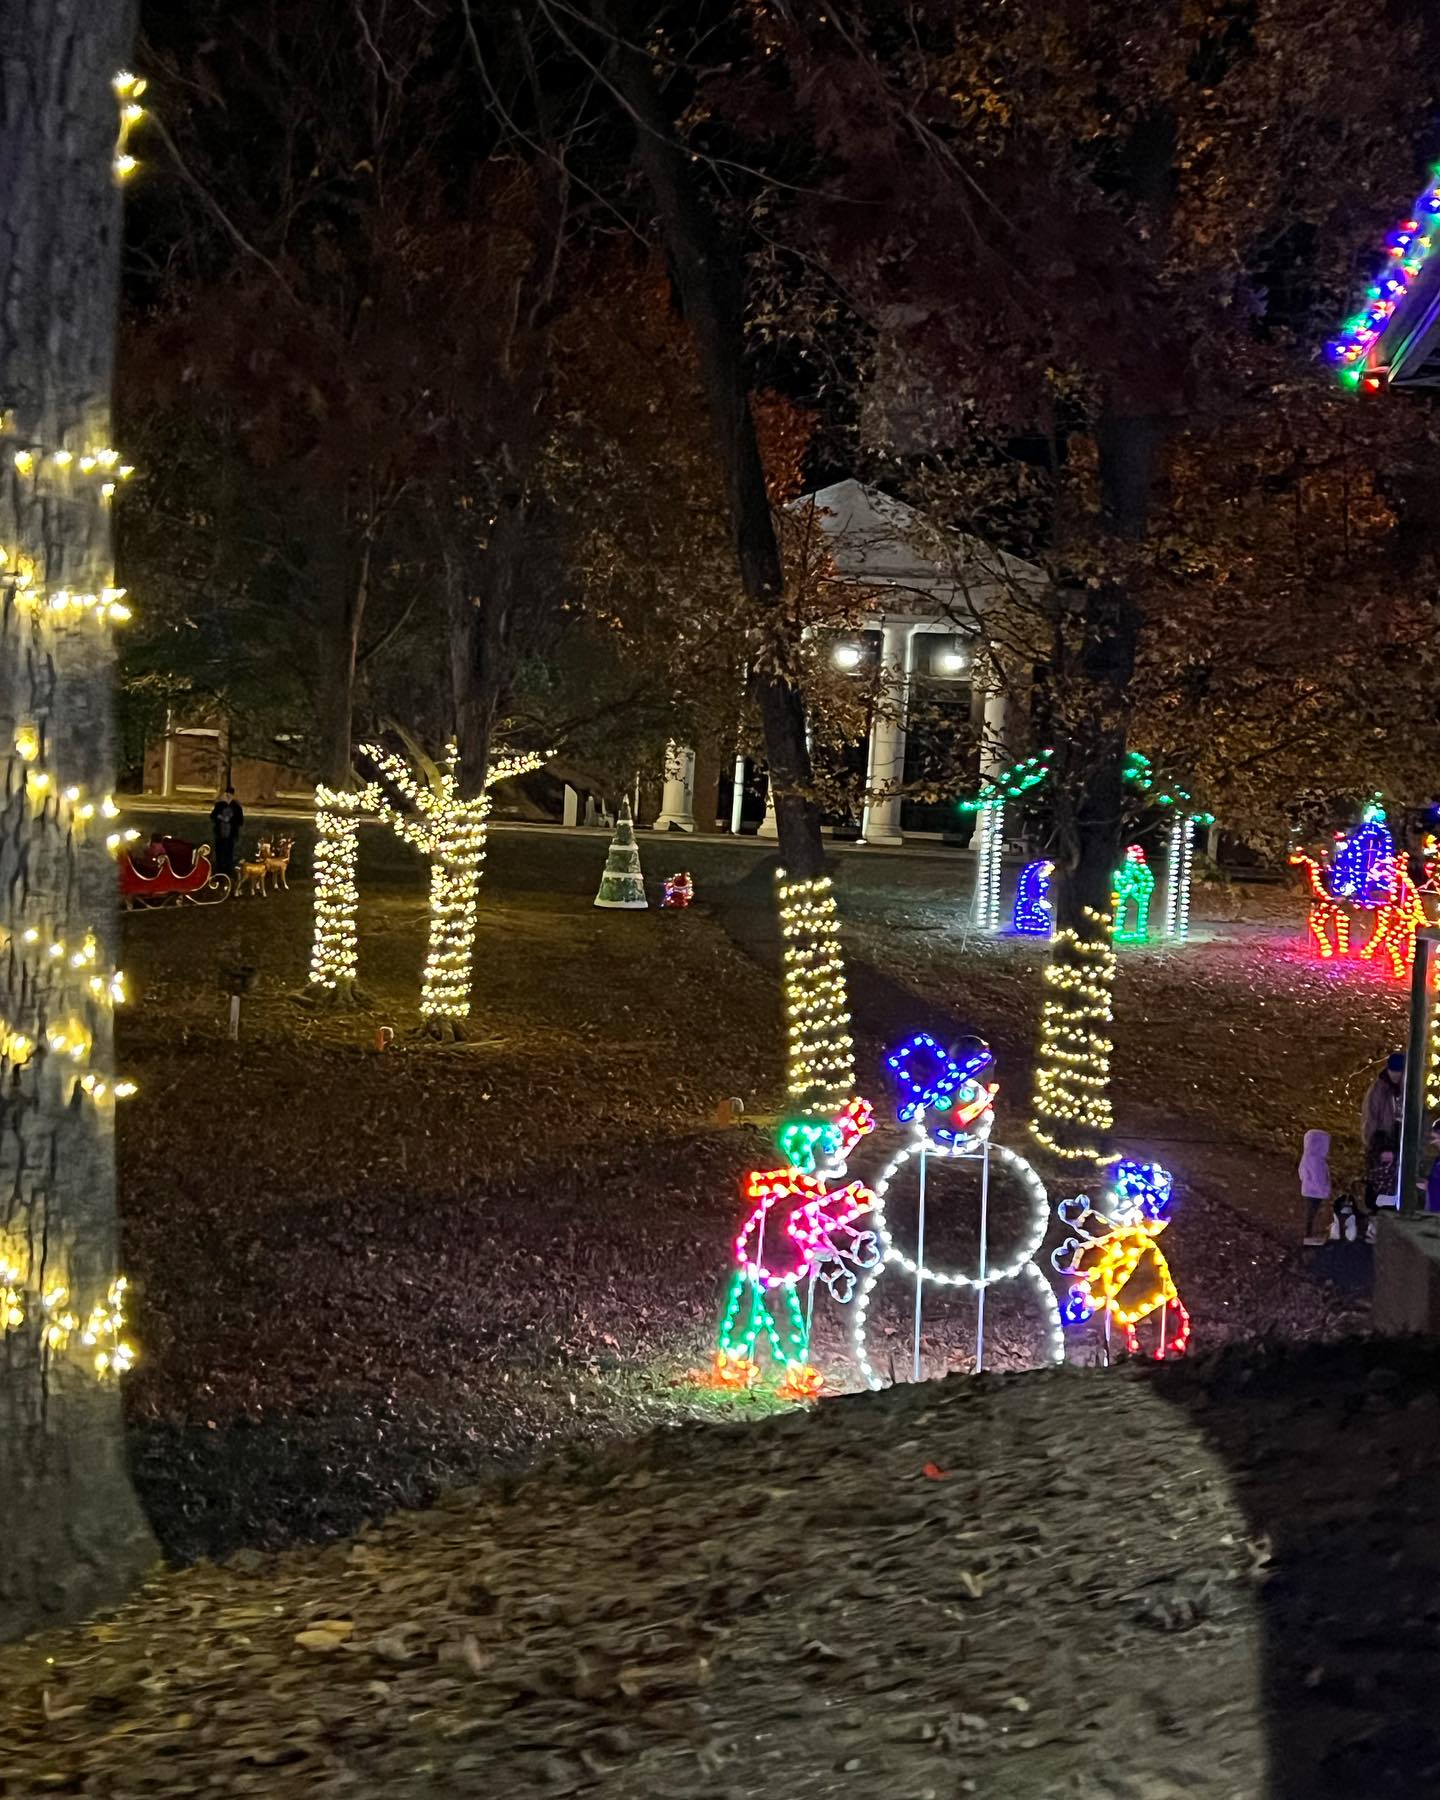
1399, 928, 1438, 1214
975, 1137, 991, 1373
912, 1132, 928, 1381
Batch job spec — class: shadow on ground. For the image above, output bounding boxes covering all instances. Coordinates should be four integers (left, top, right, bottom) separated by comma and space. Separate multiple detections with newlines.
1155, 1335, 1440, 1800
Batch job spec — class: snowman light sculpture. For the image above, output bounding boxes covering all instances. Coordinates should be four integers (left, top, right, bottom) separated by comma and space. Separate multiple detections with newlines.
851, 1034, 1063, 1388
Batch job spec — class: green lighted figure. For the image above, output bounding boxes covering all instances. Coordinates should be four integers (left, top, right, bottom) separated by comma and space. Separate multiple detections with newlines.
1111, 844, 1155, 945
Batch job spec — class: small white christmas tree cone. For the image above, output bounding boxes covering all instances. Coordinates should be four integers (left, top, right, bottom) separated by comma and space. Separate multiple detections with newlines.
594, 798, 648, 909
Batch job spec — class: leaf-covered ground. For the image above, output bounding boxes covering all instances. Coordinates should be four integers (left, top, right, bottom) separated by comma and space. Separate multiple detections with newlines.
7, 1338, 1440, 1798
112, 829, 1393, 1562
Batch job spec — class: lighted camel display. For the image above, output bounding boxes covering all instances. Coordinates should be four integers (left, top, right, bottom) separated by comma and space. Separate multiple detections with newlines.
1359, 857, 1426, 980
1290, 851, 1351, 961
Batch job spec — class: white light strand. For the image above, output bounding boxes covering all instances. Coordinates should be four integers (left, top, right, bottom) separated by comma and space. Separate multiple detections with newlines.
850, 1131, 1063, 1389
971, 799, 1005, 934
338, 743, 546, 1020
1163, 815, 1183, 939
1, 198, 145, 1376
776, 870, 856, 1113
1029, 907, 1117, 1167
1177, 817, 1197, 944
112, 70, 146, 183
309, 785, 378, 991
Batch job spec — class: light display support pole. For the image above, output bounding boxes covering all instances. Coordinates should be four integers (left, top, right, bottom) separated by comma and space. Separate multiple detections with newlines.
912, 1137, 927, 1381
975, 1139, 990, 1373
1399, 928, 1437, 1215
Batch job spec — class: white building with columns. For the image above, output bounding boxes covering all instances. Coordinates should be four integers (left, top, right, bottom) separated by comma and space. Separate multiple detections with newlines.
652, 478, 1047, 846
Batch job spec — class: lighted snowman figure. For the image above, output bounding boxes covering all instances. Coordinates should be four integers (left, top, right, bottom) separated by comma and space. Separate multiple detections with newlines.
851, 1034, 1063, 1388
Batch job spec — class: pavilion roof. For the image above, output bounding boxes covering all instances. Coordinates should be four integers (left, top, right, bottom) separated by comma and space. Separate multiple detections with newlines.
787, 478, 1046, 627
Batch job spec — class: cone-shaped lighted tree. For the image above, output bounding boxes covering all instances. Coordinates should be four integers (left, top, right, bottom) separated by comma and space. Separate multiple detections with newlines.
362, 739, 543, 1038
593, 798, 648, 910
0, 22, 159, 1636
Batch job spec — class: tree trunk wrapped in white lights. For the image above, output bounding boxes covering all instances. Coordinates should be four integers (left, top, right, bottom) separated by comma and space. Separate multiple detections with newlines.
307, 784, 379, 1000
1029, 906, 1117, 1168
0, 9, 159, 1638
776, 871, 856, 1114
362, 741, 543, 1035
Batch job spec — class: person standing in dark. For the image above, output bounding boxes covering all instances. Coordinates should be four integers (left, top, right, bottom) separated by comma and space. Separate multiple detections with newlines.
1359, 1051, 1405, 1240
209, 785, 244, 879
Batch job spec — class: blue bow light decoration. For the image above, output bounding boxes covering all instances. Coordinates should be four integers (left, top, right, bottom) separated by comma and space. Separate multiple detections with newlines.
884, 1033, 998, 1144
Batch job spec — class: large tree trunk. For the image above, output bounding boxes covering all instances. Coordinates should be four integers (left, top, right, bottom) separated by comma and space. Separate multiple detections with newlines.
0, 0, 158, 1639
598, 8, 826, 882
312, 530, 369, 791
1052, 409, 1156, 936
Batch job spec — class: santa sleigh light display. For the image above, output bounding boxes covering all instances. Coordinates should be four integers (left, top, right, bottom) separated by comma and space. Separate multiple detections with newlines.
119, 836, 231, 908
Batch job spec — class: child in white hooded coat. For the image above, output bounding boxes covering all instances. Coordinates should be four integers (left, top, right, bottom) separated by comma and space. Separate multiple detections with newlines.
1299, 1129, 1332, 1245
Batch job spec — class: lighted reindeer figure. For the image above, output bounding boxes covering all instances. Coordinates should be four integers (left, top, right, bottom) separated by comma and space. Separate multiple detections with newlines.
1359, 856, 1426, 980
1290, 851, 1350, 961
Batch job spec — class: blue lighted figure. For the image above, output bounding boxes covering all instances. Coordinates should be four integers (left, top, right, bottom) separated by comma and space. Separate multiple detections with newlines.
885, 1032, 999, 1146
1012, 859, 1054, 938
1330, 800, 1395, 908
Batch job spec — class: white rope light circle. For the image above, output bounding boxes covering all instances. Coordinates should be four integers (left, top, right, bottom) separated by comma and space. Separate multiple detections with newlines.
851, 1131, 1063, 1387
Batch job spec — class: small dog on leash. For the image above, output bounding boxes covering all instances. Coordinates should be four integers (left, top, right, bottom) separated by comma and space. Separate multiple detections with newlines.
1329, 1193, 1365, 1243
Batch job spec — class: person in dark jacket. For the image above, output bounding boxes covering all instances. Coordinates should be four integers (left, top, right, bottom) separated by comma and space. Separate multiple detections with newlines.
1359, 1051, 1405, 1239
209, 785, 244, 878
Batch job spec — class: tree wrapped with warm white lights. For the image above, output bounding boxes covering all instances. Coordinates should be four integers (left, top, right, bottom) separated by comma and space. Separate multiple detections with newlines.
0, 22, 157, 1636
777, 871, 856, 1113
593, 799, 648, 910
307, 784, 380, 1005
1030, 906, 1117, 1169
361, 739, 544, 1037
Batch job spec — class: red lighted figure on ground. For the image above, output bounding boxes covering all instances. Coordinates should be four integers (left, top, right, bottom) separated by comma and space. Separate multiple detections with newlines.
1359, 857, 1425, 980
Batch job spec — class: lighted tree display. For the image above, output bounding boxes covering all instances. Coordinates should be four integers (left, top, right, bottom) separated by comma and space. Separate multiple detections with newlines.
325, 738, 550, 1036
0, 2, 158, 1638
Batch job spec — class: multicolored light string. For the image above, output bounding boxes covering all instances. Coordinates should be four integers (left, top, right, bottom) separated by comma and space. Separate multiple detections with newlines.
885, 1033, 999, 1145
1051, 1160, 1190, 1360
1327, 167, 1440, 389
1330, 799, 1395, 908
712, 1097, 880, 1397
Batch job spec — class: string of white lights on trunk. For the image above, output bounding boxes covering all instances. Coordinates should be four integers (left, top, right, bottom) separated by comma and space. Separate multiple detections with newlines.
0, 73, 148, 1378
1029, 907, 1118, 1166
776, 871, 856, 1113
309, 745, 546, 1019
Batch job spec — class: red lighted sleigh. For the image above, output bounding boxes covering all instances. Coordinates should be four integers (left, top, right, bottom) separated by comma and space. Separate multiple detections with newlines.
119, 837, 231, 908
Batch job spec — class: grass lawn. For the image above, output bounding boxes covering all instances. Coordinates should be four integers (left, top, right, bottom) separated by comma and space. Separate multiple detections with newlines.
114, 841, 1390, 1561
